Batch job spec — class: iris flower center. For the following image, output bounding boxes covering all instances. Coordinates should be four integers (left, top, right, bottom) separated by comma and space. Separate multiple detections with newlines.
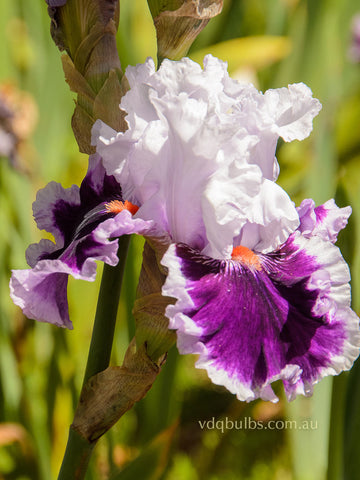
231, 245, 261, 270
105, 200, 139, 215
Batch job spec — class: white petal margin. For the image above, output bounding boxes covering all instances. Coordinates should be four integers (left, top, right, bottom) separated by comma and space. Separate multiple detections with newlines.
161, 244, 206, 348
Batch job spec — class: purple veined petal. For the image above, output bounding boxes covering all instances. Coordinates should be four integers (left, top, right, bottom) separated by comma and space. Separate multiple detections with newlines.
10, 154, 154, 328
297, 198, 352, 244
161, 233, 360, 402
31, 153, 123, 250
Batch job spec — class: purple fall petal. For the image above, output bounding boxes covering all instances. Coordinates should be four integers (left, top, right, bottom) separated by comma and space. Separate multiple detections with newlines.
11, 263, 71, 329
162, 229, 360, 402
10, 154, 152, 328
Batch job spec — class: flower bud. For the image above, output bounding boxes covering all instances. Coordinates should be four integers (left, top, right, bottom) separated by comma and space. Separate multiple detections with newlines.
147, 0, 223, 62
47, 0, 127, 153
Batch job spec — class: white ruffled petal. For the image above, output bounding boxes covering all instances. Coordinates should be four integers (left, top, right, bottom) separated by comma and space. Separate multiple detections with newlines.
93, 55, 321, 258
263, 83, 322, 142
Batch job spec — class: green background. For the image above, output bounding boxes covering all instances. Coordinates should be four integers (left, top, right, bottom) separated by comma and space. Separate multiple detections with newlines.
1, 0, 360, 478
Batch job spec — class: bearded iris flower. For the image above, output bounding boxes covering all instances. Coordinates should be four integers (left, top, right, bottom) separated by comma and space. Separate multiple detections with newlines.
10, 154, 153, 328
11, 55, 360, 402
161, 200, 359, 402
93, 55, 360, 401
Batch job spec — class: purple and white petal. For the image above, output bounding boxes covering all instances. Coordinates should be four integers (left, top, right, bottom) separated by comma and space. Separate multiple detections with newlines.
32, 153, 122, 247
11, 261, 73, 329
93, 209, 155, 244
162, 233, 359, 402
10, 154, 153, 328
10, 211, 154, 328
9, 232, 118, 328
297, 198, 352, 244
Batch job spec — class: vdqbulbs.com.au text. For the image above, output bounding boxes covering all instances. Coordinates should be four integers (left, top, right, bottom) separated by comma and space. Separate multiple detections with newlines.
198, 417, 318, 433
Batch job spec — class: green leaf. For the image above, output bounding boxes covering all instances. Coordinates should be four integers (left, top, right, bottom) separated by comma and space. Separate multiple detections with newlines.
190, 35, 291, 72
338, 157, 360, 307
338, 157, 360, 480
285, 378, 332, 480
344, 361, 360, 480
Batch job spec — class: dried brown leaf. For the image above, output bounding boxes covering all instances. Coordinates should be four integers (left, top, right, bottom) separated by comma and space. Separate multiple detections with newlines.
72, 340, 160, 441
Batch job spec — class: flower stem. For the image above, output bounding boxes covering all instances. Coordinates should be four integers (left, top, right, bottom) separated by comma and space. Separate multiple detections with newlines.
82, 235, 131, 386
57, 235, 131, 480
57, 428, 95, 479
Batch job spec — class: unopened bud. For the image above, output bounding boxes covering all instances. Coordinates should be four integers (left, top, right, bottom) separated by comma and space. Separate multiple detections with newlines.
47, 0, 126, 153
147, 0, 223, 62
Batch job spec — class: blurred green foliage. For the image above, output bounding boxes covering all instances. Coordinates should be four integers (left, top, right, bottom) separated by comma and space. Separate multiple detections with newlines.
0, 0, 360, 479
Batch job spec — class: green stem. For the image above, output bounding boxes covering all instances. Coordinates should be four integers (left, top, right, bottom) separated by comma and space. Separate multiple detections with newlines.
83, 235, 131, 386
57, 235, 131, 480
57, 428, 95, 479
327, 374, 347, 480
